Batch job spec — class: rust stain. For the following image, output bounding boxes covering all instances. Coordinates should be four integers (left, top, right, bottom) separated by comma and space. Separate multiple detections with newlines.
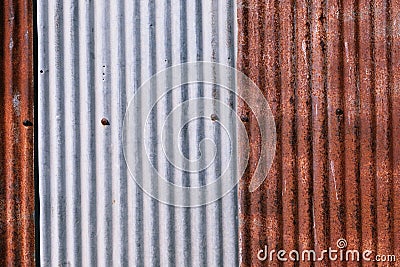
238, 0, 399, 266
0, 0, 34, 266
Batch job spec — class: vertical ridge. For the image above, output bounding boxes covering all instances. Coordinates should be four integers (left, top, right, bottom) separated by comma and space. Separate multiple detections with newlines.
247, 0, 266, 265
358, 0, 378, 262
310, 0, 330, 264
327, 1, 346, 266
206, 1, 218, 263
187, 0, 207, 265
157, 0, 175, 265
280, 0, 299, 264
390, 0, 400, 261
221, 1, 239, 265
94, 0, 112, 264
342, 0, 363, 264
64, 0, 81, 264
110, 0, 128, 264
370, 2, 379, 260
373, 0, 393, 257
142, 0, 160, 266
126, 0, 144, 265
48, 0, 67, 264
270, 1, 284, 265
78, 0, 97, 265
38, 0, 50, 263
296, 0, 315, 265
237, 0, 251, 265
176, 1, 192, 266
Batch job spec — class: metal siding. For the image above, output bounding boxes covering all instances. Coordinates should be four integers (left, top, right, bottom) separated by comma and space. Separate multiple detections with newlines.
38, 0, 238, 266
0, 0, 35, 265
238, 0, 399, 266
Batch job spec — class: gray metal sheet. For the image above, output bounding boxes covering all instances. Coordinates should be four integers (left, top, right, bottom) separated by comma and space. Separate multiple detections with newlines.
38, 0, 238, 266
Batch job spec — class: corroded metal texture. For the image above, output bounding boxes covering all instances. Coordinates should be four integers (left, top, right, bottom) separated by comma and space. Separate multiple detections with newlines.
0, 0, 35, 266
238, 0, 399, 266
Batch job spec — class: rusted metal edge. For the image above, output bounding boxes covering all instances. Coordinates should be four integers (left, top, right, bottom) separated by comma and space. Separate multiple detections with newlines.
0, 0, 35, 265
238, 0, 399, 266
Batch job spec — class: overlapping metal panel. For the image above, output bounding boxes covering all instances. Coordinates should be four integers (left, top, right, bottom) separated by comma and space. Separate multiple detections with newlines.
38, 0, 238, 266
238, 0, 399, 266
0, 0, 35, 265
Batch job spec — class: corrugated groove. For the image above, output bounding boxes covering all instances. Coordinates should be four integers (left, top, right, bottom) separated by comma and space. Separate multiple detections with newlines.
38, 0, 238, 266
0, 0, 35, 266
238, 0, 399, 266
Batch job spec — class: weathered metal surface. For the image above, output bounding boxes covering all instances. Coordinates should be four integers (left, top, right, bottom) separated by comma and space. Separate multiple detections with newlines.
38, 0, 238, 266
0, 0, 35, 266
238, 0, 399, 266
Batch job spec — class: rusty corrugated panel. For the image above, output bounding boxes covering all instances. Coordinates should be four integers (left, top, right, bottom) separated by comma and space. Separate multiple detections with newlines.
0, 0, 34, 266
238, 0, 399, 266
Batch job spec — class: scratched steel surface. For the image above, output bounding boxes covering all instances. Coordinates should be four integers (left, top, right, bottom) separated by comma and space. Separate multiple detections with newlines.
38, 0, 238, 266
238, 0, 399, 266
0, 0, 35, 266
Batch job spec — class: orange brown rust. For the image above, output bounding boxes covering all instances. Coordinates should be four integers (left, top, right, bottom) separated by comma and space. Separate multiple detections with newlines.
238, 0, 399, 266
0, 0, 34, 266
391, 0, 400, 263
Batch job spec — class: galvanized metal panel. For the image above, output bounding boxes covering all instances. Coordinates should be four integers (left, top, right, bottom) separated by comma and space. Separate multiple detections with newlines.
0, 0, 35, 265
238, 0, 400, 266
38, 0, 238, 266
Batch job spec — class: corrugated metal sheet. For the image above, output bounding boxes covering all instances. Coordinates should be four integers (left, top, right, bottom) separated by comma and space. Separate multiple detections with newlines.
0, 0, 35, 266
38, 0, 238, 266
238, 0, 399, 266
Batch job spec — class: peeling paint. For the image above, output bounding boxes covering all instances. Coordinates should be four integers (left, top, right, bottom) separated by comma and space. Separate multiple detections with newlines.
12, 94, 20, 115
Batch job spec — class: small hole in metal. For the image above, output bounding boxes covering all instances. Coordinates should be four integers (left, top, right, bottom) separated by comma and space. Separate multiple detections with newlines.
101, 118, 110, 126
335, 108, 344, 116
240, 115, 249, 122
23, 120, 33, 127
210, 114, 218, 121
